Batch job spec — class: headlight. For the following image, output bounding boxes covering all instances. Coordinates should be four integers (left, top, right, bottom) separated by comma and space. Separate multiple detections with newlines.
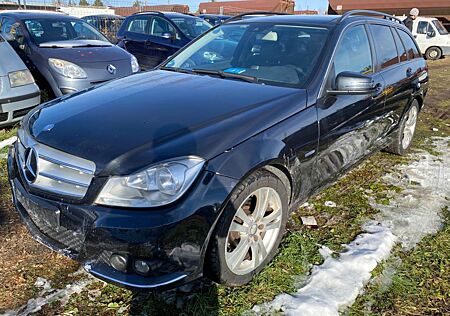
48, 58, 87, 79
131, 55, 139, 73
95, 157, 205, 207
8, 70, 35, 87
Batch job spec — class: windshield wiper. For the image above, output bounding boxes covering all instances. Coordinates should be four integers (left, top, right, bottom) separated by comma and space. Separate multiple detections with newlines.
192, 69, 259, 83
160, 67, 196, 74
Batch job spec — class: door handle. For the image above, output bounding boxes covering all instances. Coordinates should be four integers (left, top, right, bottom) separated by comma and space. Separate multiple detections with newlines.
406, 67, 413, 77
372, 83, 384, 98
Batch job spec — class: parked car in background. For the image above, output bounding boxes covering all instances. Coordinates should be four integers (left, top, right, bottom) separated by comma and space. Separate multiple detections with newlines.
198, 14, 231, 25
0, 34, 40, 127
0, 11, 139, 98
117, 11, 212, 70
400, 16, 450, 60
8, 11, 428, 290
82, 14, 124, 44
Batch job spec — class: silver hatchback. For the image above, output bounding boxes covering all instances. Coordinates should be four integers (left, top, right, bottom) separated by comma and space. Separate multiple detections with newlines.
0, 34, 40, 127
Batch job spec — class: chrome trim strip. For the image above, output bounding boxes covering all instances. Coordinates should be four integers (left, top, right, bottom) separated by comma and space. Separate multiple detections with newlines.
39, 171, 89, 188
86, 268, 188, 289
39, 154, 95, 175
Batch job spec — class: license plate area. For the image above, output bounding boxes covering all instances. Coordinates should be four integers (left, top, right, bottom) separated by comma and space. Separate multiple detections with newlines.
15, 187, 61, 232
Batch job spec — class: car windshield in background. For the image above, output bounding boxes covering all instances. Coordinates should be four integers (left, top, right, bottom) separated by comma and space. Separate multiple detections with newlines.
165, 23, 329, 88
171, 17, 212, 39
24, 19, 109, 45
432, 20, 449, 35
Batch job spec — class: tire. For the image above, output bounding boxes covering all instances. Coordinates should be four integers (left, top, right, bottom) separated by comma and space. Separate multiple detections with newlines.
425, 47, 442, 60
386, 100, 420, 156
206, 170, 289, 286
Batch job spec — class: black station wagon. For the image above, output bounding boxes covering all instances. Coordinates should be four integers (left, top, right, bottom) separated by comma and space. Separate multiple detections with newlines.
8, 11, 428, 290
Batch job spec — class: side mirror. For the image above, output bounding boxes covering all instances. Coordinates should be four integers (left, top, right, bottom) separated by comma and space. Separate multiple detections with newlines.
162, 32, 175, 40
327, 72, 376, 96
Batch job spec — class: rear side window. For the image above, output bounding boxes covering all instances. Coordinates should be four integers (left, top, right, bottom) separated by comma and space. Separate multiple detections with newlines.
392, 28, 407, 62
149, 16, 175, 37
334, 25, 373, 75
417, 21, 429, 34
127, 16, 149, 34
398, 29, 421, 59
370, 24, 399, 69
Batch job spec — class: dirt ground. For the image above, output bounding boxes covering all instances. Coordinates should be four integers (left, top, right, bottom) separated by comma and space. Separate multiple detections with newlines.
0, 58, 449, 315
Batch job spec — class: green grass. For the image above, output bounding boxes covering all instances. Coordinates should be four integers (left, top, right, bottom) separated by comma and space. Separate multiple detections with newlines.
349, 207, 450, 316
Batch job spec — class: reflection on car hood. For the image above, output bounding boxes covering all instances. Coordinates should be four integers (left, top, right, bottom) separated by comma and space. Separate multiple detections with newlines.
28, 70, 307, 175
39, 40, 113, 48
37, 43, 131, 63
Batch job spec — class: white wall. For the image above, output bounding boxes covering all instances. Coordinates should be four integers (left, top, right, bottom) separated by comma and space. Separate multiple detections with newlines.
57, 6, 115, 18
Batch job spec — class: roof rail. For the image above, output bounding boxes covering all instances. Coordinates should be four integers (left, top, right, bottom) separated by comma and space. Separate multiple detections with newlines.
132, 10, 164, 16
339, 10, 403, 24
223, 11, 290, 23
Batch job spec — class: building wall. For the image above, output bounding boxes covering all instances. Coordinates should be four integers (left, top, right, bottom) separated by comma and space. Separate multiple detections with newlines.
111, 5, 190, 17
198, 0, 295, 15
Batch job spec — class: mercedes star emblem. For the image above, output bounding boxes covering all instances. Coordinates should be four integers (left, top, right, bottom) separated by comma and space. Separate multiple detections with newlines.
23, 147, 38, 184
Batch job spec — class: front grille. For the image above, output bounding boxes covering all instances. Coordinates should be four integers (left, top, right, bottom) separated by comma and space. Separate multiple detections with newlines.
0, 112, 8, 122
17, 129, 96, 199
13, 106, 36, 119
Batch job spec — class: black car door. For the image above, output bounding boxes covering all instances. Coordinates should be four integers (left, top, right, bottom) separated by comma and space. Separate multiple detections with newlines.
315, 24, 387, 183
121, 15, 152, 69
379, 26, 425, 134
368, 24, 417, 138
144, 16, 183, 68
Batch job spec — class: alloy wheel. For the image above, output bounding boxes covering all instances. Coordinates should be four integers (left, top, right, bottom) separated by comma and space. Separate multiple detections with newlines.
225, 187, 283, 275
402, 106, 418, 149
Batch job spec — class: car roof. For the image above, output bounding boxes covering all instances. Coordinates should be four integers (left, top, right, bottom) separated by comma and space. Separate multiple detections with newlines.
131, 11, 198, 19
0, 10, 77, 20
199, 14, 231, 18
82, 14, 124, 19
414, 16, 438, 22
228, 14, 404, 28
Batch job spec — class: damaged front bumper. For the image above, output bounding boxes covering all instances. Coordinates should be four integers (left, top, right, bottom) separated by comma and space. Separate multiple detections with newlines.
7, 145, 237, 290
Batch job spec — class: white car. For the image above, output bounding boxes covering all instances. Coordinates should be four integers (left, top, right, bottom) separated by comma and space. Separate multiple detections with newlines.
401, 16, 450, 60
0, 34, 40, 127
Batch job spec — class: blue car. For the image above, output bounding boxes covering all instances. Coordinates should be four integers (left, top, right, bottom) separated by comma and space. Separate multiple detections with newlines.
0, 11, 139, 98
117, 11, 212, 70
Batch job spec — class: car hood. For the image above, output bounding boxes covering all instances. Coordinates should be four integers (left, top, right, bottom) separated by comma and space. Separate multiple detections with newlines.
0, 41, 27, 75
28, 70, 307, 176
37, 41, 131, 63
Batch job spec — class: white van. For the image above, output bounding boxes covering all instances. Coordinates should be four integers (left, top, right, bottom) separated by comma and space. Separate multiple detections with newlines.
0, 34, 40, 127
403, 17, 450, 60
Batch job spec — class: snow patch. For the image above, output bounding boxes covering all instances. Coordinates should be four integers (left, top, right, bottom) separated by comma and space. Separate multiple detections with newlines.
3, 273, 93, 316
0, 136, 16, 150
372, 137, 450, 250
253, 137, 450, 315
254, 225, 396, 316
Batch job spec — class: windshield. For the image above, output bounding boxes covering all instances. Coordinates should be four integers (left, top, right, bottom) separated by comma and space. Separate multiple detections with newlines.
24, 19, 109, 45
171, 17, 212, 39
432, 20, 449, 35
164, 23, 329, 88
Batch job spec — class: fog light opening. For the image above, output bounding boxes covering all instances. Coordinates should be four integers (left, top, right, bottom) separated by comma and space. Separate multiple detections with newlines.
110, 254, 128, 272
134, 259, 151, 275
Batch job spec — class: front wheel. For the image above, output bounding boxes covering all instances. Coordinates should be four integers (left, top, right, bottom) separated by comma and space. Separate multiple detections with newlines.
206, 170, 289, 286
425, 47, 442, 60
386, 100, 419, 156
